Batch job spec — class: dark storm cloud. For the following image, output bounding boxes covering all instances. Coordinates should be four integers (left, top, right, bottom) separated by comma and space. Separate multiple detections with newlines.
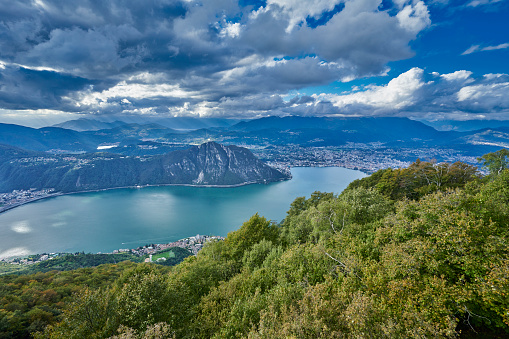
1, 0, 433, 118
0, 63, 94, 110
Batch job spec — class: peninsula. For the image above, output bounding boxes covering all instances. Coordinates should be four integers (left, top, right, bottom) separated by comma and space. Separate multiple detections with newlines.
0, 142, 291, 199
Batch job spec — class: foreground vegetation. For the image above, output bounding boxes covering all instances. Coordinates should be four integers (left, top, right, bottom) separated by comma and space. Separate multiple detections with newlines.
2, 151, 509, 338
1, 247, 193, 276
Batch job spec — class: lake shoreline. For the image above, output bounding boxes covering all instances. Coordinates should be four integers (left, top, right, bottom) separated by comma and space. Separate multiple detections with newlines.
0, 177, 291, 214
0, 167, 366, 258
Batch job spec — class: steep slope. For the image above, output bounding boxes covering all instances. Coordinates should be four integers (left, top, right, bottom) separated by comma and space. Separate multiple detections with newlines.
160, 142, 288, 185
0, 142, 290, 193
0, 123, 100, 152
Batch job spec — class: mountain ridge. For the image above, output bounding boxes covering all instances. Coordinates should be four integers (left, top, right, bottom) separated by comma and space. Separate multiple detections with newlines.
0, 142, 290, 193
1, 117, 508, 157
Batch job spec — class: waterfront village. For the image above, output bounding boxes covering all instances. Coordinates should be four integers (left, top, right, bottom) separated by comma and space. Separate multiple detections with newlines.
122, 234, 225, 259
0, 234, 225, 265
0, 188, 56, 213
0, 144, 480, 212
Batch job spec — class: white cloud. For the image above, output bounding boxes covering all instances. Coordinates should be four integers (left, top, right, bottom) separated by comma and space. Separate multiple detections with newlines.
75, 81, 202, 110
396, 1, 431, 34
457, 82, 509, 108
440, 70, 473, 82
461, 45, 481, 55
329, 67, 426, 110
275, 68, 509, 120
220, 22, 242, 38
467, 0, 503, 7
482, 42, 509, 51
462, 42, 509, 55
266, 0, 342, 32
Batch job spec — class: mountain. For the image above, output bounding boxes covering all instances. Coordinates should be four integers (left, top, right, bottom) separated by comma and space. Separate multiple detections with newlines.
84, 123, 178, 141
0, 123, 101, 152
158, 142, 289, 185
52, 117, 241, 131
2, 117, 507, 157
420, 119, 509, 132
150, 117, 241, 130
230, 116, 444, 136
0, 142, 290, 193
459, 127, 509, 148
52, 118, 127, 131
224, 116, 457, 146
0, 122, 179, 153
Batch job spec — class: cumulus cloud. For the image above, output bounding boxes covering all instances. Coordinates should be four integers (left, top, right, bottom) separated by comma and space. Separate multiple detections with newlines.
440, 70, 473, 82
328, 67, 427, 110
5, 0, 496, 123
265, 0, 343, 32
396, 1, 431, 34
0, 0, 435, 119
89, 66, 509, 120
300, 68, 509, 119
457, 82, 509, 111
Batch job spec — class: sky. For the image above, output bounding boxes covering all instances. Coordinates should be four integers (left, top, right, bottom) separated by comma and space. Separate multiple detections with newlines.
0, 0, 508, 127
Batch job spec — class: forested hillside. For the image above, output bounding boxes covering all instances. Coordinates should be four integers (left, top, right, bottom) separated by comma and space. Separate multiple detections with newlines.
2, 151, 509, 338
0, 142, 290, 193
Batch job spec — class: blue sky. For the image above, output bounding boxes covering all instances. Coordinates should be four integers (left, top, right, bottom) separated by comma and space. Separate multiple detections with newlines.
0, 0, 508, 126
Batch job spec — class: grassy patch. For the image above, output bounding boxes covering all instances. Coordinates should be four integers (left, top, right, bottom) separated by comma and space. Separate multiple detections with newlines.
152, 250, 175, 261
144, 247, 193, 266
0, 261, 27, 275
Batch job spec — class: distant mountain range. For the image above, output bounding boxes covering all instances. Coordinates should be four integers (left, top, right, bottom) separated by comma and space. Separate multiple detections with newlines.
224, 116, 453, 146
0, 142, 289, 193
0, 116, 508, 156
1, 116, 507, 194
53, 117, 241, 131
52, 119, 126, 131
419, 119, 509, 132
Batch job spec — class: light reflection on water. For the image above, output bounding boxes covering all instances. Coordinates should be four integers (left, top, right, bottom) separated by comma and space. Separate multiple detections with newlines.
11, 220, 32, 234
0, 167, 365, 257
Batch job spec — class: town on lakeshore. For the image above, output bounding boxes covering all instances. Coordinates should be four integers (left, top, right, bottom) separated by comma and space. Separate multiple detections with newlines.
0, 143, 481, 213
0, 234, 224, 265
0, 188, 56, 213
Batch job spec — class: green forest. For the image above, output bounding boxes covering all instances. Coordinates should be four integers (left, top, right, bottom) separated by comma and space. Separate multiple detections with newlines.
1, 150, 509, 338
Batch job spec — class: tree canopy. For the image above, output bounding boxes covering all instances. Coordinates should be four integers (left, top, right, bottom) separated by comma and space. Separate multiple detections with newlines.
2, 156, 508, 338
478, 149, 509, 175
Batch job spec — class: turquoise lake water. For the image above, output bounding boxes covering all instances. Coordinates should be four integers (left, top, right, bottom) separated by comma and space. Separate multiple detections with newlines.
0, 167, 365, 257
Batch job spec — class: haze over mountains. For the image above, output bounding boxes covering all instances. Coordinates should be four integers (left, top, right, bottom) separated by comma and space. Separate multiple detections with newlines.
1, 115, 508, 195
0, 116, 507, 155
52, 117, 241, 132
420, 119, 509, 132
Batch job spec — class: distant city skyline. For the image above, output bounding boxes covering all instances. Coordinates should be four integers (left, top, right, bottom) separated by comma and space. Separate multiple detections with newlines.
1, 0, 508, 127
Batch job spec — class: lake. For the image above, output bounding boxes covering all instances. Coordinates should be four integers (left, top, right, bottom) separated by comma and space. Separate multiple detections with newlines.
0, 167, 365, 257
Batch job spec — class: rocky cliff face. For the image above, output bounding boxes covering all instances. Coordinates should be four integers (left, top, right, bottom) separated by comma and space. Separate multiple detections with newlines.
160, 142, 290, 185
0, 142, 291, 193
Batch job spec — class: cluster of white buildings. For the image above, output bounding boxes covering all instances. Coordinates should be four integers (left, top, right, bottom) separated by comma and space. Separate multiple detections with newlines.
127, 234, 225, 259
0, 188, 56, 212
